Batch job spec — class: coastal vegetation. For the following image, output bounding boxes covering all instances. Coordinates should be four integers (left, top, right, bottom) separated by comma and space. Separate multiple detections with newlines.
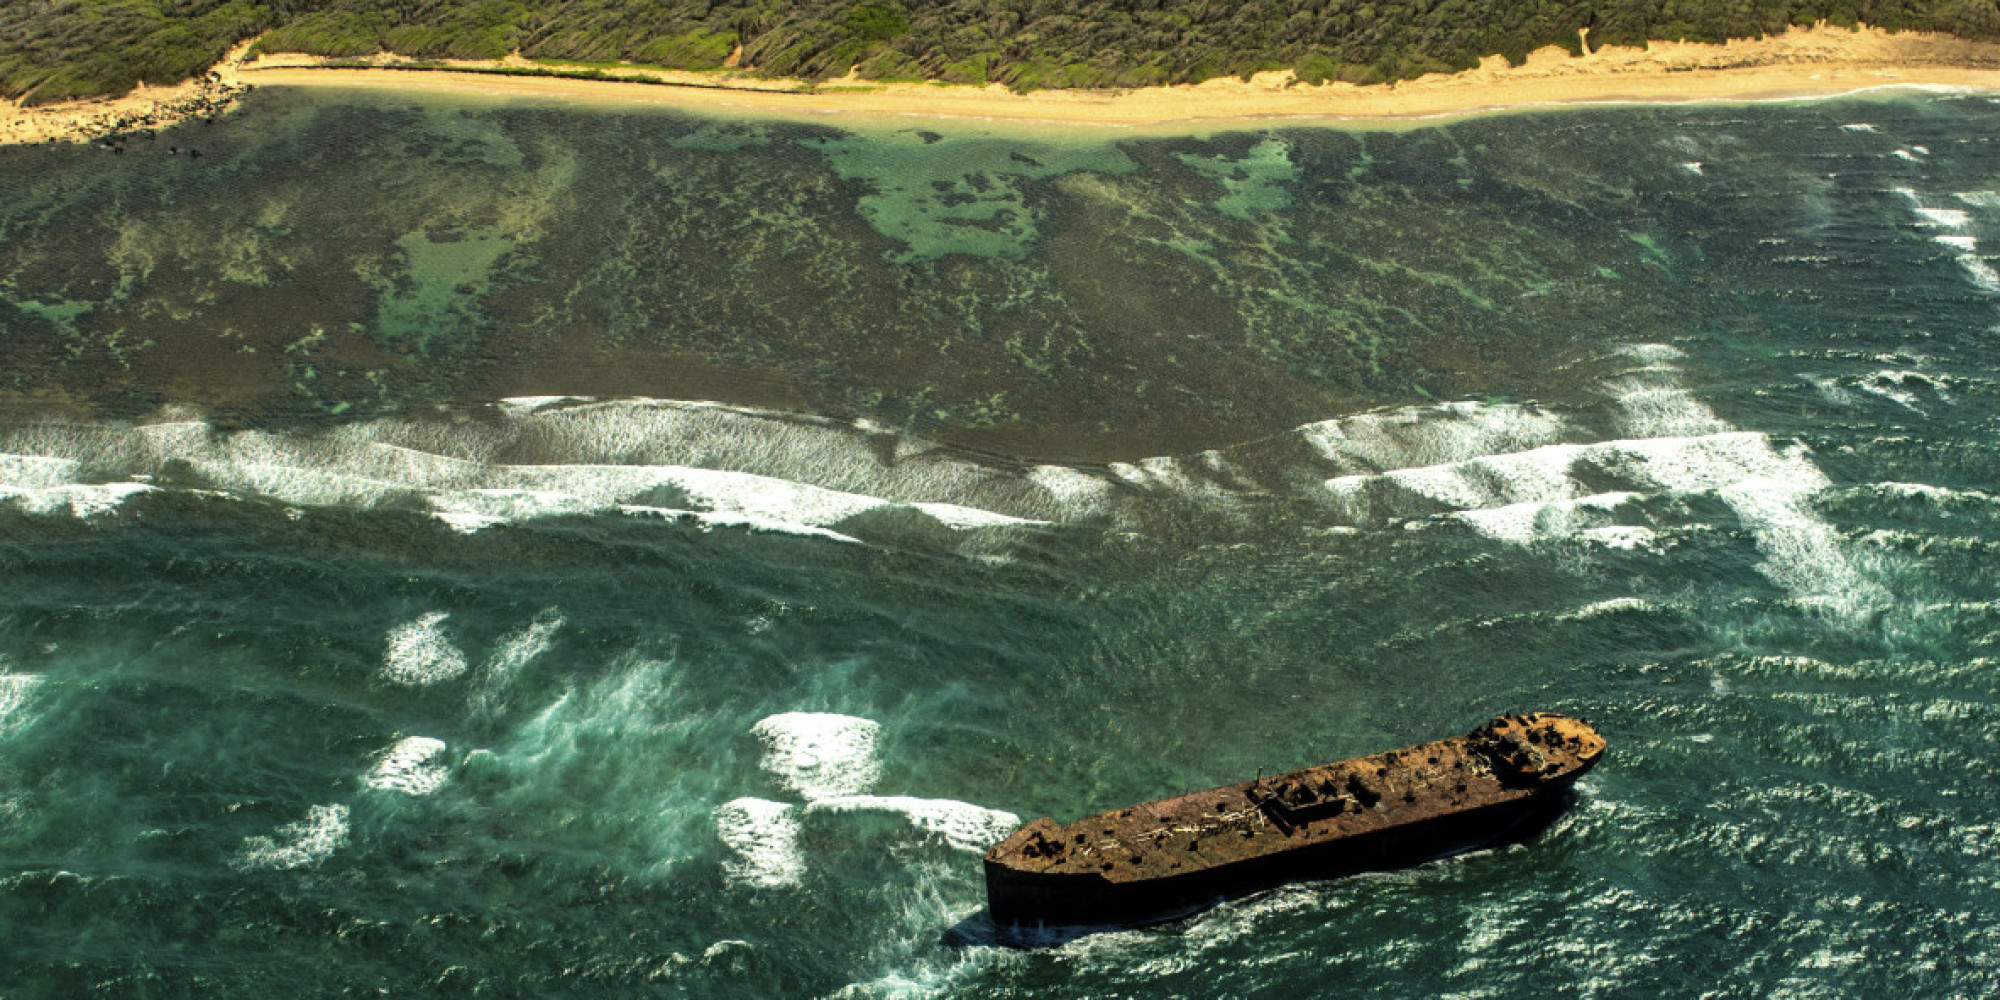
6, 0, 2000, 105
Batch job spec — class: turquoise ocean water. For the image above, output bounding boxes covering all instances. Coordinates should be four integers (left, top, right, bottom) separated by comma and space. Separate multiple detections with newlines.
1, 87, 1998, 996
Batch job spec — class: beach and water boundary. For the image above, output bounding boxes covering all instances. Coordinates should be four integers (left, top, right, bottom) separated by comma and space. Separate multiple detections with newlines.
10, 23, 2000, 146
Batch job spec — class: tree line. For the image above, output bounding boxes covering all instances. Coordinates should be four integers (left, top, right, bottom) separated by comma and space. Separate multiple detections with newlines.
5, 0, 1999, 105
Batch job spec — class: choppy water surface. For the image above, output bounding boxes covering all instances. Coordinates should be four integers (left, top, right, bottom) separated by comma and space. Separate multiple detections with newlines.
2, 90, 1999, 997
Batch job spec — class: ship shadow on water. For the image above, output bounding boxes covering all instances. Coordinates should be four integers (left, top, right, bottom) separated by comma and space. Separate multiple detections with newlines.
943, 789, 1579, 950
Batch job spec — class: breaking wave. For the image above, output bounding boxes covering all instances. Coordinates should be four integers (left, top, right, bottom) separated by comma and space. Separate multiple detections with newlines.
380, 612, 470, 687
232, 803, 351, 871
0, 346, 1885, 617
715, 797, 805, 888
364, 736, 451, 796
751, 712, 883, 801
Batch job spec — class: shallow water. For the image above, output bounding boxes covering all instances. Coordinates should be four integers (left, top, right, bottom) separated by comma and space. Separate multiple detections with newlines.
1, 90, 1998, 997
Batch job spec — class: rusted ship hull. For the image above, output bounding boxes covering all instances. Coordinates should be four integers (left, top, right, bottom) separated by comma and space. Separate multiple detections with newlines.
987, 778, 1570, 927
985, 713, 1605, 929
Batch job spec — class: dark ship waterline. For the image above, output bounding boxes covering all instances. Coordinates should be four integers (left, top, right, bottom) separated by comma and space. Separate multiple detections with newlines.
984, 713, 1607, 929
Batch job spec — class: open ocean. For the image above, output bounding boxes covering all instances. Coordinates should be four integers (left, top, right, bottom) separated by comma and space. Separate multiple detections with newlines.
1, 86, 1998, 997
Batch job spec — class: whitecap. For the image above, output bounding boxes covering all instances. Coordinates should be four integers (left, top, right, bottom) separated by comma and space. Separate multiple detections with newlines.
1557, 597, 1655, 621
1917, 207, 1971, 228
804, 796, 1020, 853
1296, 400, 1571, 473
0, 481, 153, 518
0, 672, 42, 731
233, 803, 350, 870
1956, 255, 2000, 293
381, 612, 470, 687
750, 712, 882, 800
1580, 524, 1660, 551
364, 736, 450, 796
714, 797, 804, 888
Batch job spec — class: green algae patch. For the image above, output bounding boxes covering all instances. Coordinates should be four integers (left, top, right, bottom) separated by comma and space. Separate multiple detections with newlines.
803, 130, 1137, 262
1175, 137, 1299, 220
366, 227, 517, 356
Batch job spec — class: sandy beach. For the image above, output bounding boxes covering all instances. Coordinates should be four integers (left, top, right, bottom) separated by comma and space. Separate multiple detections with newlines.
7, 24, 2000, 144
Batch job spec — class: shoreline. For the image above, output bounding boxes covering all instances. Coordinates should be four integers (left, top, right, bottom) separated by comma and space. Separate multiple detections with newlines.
7, 23, 2000, 144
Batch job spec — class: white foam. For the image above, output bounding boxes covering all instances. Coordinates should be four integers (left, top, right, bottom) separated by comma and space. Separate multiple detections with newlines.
909, 501, 1044, 530
233, 803, 350, 870
624, 506, 863, 545
1894, 149, 1920, 162
1807, 375, 1858, 407
0, 481, 152, 518
434, 511, 506, 534
0, 672, 41, 730
1027, 465, 1115, 516
486, 610, 563, 676
805, 795, 1020, 853
1917, 207, 1971, 229
714, 797, 804, 888
0, 400, 1073, 549
1580, 525, 1659, 551
1955, 191, 2000, 207
1680, 162, 1703, 175
1875, 481, 1997, 505
1935, 235, 1981, 252
0, 451, 153, 518
1334, 429, 1817, 527
1893, 187, 1970, 229
750, 712, 882, 800
1297, 401, 1571, 473
430, 489, 595, 532
1719, 477, 1888, 617
1607, 352, 1730, 438
1318, 353, 1882, 618
0, 453, 82, 488
1623, 344, 1686, 362
1860, 370, 1952, 412
468, 610, 563, 717
1842, 123, 1878, 132
1451, 491, 1634, 544
1956, 255, 2000, 293
1107, 456, 1236, 506
1558, 597, 1655, 621
425, 465, 1042, 539
496, 395, 593, 413
380, 612, 470, 687
364, 736, 450, 796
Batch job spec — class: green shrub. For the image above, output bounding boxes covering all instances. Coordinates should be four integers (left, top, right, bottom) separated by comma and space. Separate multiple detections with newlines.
843, 5, 909, 43
634, 28, 737, 69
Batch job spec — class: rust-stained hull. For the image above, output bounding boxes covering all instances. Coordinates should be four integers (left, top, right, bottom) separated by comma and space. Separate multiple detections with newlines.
984, 713, 1605, 929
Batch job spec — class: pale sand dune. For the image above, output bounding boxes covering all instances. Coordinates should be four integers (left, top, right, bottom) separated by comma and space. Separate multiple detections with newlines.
8, 24, 2000, 144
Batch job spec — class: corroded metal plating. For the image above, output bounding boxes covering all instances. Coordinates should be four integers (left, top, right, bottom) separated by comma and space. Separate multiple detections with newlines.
986, 713, 1605, 927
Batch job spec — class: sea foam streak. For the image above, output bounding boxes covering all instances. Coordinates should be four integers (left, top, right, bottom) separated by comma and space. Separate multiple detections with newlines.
469, 610, 564, 718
